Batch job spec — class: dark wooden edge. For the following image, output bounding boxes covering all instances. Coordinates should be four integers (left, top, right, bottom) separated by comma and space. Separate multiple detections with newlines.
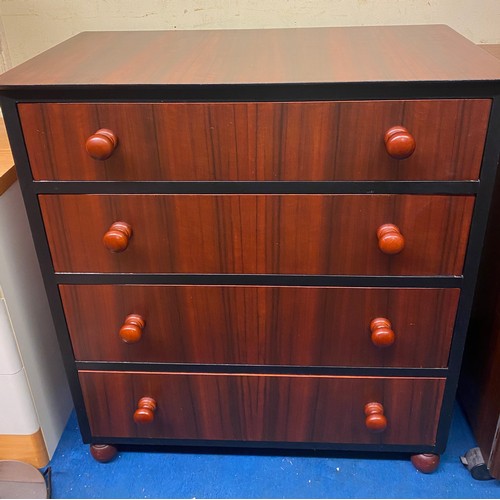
0, 80, 498, 101
75, 361, 447, 378
85, 435, 442, 454
53, 273, 463, 287
433, 95, 500, 451
32, 181, 480, 195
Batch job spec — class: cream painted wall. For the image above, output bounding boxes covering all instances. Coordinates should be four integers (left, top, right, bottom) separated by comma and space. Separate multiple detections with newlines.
0, 0, 499, 69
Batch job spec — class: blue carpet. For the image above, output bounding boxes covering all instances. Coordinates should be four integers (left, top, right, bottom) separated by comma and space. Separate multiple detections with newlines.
47, 403, 499, 498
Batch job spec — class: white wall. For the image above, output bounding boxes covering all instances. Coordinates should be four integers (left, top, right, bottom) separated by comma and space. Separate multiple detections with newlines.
0, 0, 499, 69
0, 182, 72, 457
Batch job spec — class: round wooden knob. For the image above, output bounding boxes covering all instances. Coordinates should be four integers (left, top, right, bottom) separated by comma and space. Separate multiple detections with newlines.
377, 224, 405, 255
119, 314, 145, 344
370, 318, 395, 347
133, 397, 157, 424
384, 126, 416, 159
364, 402, 387, 432
103, 222, 132, 253
85, 128, 118, 160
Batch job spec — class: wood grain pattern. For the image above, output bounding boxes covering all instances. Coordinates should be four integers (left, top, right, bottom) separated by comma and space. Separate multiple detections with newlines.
60, 285, 459, 368
19, 100, 490, 181
39, 194, 474, 275
0, 428, 49, 468
78, 371, 445, 445
2, 26, 500, 86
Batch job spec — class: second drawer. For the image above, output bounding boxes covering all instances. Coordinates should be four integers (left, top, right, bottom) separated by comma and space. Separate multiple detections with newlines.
40, 194, 474, 275
60, 285, 459, 367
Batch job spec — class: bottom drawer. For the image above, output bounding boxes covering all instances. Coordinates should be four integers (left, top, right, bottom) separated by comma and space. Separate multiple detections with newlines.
79, 371, 445, 446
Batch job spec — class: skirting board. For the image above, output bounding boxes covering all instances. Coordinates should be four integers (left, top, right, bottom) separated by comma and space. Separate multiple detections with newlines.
0, 428, 49, 468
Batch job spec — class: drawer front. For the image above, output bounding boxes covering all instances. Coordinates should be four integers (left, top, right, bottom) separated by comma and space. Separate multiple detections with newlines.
40, 194, 474, 275
79, 371, 445, 445
20, 100, 490, 181
61, 285, 459, 368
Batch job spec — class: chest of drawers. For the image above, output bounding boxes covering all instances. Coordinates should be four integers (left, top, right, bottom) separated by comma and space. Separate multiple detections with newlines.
1, 25, 500, 472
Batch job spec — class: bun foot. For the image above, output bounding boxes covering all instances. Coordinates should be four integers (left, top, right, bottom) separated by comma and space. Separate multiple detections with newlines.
411, 453, 440, 473
90, 444, 118, 463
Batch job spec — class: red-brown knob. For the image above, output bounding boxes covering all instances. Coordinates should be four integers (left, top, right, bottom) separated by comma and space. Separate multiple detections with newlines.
103, 222, 132, 253
133, 397, 157, 424
370, 318, 395, 347
85, 128, 118, 160
377, 224, 405, 255
119, 314, 145, 344
364, 402, 387, 432
384, 126, 416, 159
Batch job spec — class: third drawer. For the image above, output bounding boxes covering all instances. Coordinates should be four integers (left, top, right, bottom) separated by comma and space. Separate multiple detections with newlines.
60, 285, 459, 367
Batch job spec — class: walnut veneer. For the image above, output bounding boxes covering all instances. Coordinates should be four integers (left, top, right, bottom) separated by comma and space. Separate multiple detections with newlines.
20, 100, 489, 181
39, 194, 474, 275
1, 26, 500, 470
60, 285, 459, 367
79, 371, 445, 445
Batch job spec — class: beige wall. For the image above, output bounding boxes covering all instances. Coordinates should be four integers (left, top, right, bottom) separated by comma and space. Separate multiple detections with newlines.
0, 0, 499, 69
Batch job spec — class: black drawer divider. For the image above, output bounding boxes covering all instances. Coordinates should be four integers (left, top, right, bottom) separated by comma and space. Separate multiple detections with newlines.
54, 273, 463, 287
32, 180, 479, 195
75, 360, 447, 378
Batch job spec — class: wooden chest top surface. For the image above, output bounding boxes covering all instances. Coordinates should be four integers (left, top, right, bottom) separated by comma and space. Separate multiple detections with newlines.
1, 25, 500, 87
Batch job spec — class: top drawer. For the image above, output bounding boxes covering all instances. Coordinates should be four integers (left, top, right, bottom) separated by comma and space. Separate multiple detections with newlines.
19, 100, 490, 181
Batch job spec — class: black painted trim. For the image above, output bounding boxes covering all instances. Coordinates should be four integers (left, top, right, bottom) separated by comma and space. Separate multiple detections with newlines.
0, 80, 499, 101
75, 361, 447, 377
33, 180, 480, 195
54, 273, 463, 287
85, 435, 441, 454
